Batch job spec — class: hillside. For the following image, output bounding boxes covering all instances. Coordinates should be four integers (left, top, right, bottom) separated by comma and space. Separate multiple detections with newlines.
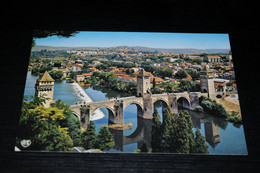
32, 45, 230, 54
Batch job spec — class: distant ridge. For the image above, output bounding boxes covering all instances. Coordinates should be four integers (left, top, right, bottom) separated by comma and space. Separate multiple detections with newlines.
32, 45, 230, 54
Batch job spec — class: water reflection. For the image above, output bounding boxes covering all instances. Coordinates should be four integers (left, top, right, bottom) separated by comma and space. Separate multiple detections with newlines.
188, 110, 226, 149
109, 117, 152, 151
108, 108, 247, 154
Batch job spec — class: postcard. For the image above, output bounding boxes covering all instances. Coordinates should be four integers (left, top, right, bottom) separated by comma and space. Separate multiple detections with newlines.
15, 31, 247, 155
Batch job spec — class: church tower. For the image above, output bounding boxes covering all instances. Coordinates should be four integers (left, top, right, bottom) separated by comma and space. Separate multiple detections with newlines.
137, 69, 151, 97
200, 66, 215, 99
35, 71, 55, 107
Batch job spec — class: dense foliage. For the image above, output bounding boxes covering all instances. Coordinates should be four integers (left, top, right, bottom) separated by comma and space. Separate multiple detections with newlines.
95, 126, 115, 150
99, 61, 137, 69
199, 97, 242, 123
151, 80, 200, 94
17, 97, 74, 151
141, 65, 173, 78
31, 50, 71, 59
31, 65, 53, 74
85, 72, 137, 95
17, 97, 115, 151
49, 70, 64, 80
81, 122, 115, 150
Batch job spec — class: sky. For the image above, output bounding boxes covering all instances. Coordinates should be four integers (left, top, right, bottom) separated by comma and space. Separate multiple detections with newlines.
35, 31, 231, 49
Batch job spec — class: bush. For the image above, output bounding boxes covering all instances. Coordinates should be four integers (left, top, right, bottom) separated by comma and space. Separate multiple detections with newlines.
200, 97, 228, 118
227, 111, 242, 123
195, 106, 204, 112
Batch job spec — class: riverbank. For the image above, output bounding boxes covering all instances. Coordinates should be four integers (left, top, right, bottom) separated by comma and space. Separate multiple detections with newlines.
71, 82, 105, 121
216, 94, 242, 117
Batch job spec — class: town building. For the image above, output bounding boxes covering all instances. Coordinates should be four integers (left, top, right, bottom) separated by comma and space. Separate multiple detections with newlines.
163, 57, 177, 62
204, 55, 221, 63
75, 73, 93, 82
150, 77, 164, 83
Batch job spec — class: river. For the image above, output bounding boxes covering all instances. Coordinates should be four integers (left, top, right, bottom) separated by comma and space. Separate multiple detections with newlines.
23, 71, 247, 154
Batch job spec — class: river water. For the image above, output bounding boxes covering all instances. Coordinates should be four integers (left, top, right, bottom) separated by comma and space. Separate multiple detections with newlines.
23, 71, 247, 154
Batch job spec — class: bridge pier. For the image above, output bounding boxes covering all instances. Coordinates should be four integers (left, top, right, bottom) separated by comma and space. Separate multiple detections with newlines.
142, 94, 153, 119
168, 94, 178, 114
80, 106, 90, 129
189, 93, 199, 110
111, 100, 124, 125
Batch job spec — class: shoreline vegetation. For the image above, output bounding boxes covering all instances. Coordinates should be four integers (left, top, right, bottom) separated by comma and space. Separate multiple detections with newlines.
196, 96, 242, 123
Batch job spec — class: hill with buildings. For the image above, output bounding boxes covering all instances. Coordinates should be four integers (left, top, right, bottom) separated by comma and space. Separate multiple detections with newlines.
32, 45, 230, 54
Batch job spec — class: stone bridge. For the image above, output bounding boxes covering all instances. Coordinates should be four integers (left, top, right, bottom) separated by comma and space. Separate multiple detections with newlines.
70, 92, 208, 129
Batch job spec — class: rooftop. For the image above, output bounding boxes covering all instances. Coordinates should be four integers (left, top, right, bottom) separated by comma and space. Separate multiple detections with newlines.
36, 71, 55, 82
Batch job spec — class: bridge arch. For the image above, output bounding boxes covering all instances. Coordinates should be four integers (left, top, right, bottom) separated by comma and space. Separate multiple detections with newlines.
72, 111, 81, 120
177, 97, 191, 109
90, 105, 115, 124
91, 105, 115, 116
123, 101, 144, 111
152, 97, 169, 106
153, 98, 169, 122
123, 102, 144, 136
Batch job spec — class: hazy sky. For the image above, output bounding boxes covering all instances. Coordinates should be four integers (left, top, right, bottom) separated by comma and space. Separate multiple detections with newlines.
35, 31, 231, 49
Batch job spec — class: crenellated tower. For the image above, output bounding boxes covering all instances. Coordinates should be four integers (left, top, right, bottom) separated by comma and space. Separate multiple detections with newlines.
200, 65, 216, 99
35, 71, 55, 107
137, 69, 151, 97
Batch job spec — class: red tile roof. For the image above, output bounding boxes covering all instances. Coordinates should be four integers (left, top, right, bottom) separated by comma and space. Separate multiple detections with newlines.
150, 77, 164, 82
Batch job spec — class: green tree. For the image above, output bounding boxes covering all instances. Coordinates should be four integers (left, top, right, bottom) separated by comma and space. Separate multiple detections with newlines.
188, 70, 200, 80
49, 70, 63, 80
200, 97, 228, 118
81, 121, 97, 150
51, 99, 81, 146
175, 69, 188, 79
193, 128, 209, 153
152, 77, 156, 89
151, 109, 162, 152
96, 64, 109, 71
160, 108, 207, 154
33, 30, 79, 38
18, 102, 73, 151
95, 126, 115, 150
161, 107, 179, 152
32, 39, 36, 48
192, 58, 203, 65
179, 110, 195, 153
38, 65, 53, 73
177, 80, 200, 92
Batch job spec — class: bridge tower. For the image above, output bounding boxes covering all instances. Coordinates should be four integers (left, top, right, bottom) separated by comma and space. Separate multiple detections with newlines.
200, 66, 215, 99
137, 69, 151, 97
35, 71, 55, 107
